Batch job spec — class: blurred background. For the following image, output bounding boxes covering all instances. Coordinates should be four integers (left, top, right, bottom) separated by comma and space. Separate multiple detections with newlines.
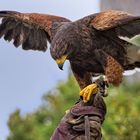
0, 0, 140, 140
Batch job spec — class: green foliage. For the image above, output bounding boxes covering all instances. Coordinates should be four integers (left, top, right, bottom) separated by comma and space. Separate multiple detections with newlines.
7, 76, 140, 140
103, 83, 140, 140
7, 75, 79, 140
130, 35, 140, 46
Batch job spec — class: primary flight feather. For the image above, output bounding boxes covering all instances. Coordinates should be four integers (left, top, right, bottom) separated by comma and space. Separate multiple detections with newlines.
0, 10, 140, 99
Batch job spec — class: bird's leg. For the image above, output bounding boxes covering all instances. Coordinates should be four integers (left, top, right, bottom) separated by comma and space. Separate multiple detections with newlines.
94, 49, 124, 86
70, 63, 108, 103
95, 76, 109, 97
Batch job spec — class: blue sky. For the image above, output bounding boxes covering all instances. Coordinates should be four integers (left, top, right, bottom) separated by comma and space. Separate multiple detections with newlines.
0, 1, 99, 139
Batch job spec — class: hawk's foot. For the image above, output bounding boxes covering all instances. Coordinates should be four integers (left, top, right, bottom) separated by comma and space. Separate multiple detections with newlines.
96, 78, 109, 97
80, 83, 98, 103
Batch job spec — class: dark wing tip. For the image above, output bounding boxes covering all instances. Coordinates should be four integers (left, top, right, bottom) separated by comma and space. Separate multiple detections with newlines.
0, 10, 20, 17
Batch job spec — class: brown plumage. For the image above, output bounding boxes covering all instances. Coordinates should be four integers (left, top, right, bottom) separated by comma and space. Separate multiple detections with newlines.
0, 10, 140, 90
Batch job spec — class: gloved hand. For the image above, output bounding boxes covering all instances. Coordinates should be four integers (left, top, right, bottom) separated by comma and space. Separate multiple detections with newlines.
51, 94, 106, 140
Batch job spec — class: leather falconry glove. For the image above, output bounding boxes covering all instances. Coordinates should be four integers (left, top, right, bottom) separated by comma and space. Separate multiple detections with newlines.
51, 93, 106, 140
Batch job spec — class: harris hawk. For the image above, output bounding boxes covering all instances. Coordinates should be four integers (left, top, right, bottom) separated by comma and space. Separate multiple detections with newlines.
0, 10, 140, 102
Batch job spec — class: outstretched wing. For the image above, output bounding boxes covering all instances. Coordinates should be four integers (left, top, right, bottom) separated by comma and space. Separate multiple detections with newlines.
90, 10, 140, 38
79, 10, 140, 86
0, 10, 70, 51
90, 10, 140, 85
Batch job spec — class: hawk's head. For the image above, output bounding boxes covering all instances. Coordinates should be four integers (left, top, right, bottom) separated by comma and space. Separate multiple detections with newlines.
50, 40, 72, 70
50, 23, 77, 70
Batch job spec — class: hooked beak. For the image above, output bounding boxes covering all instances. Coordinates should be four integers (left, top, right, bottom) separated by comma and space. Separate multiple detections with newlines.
58, 64, 64, 70
56, 55, 67, 70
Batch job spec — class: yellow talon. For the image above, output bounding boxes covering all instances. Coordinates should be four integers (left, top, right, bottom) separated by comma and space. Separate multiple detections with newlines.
80, 83, 98, 103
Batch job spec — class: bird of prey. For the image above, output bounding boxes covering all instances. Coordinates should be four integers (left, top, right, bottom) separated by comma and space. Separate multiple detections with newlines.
0, 10, 140, 102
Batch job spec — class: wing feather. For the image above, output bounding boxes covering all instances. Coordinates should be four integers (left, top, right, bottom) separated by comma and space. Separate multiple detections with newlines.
90, 10, 140, 38
4, 29, 14, 41
0, 10, 70, 51
116, 19, 140, 38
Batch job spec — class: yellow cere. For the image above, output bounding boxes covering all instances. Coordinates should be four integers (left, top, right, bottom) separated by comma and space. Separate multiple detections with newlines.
56, 55, 67, 65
